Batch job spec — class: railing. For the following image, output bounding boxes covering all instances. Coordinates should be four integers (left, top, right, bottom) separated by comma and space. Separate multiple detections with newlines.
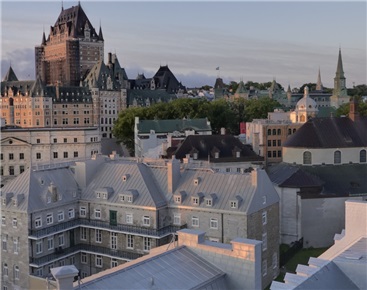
29, 218, 187, 239
29, 243, 144, 267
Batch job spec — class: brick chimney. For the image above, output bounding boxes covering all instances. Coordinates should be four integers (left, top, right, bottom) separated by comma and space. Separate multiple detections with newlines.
349, 97, 359, 122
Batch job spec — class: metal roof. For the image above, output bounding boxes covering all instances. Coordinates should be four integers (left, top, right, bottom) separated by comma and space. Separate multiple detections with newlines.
137, 118, 211, 134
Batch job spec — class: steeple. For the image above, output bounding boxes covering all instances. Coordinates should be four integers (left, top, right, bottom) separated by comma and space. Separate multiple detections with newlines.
316, 68, 323, 91
335, 48, 345, 79
42, 31, 47, 45
98, 25, 104, 41
333, 48, 347, 99
3, 65, 18, 82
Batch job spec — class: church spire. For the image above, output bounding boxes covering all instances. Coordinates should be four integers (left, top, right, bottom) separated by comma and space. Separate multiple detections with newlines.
335, 48, 345, 79
42, 31, 47, 45
98, 23, 104, 41
316, 67, 323, 91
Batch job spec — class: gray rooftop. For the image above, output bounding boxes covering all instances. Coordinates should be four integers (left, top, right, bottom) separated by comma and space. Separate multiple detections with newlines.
137, 118, 211, 134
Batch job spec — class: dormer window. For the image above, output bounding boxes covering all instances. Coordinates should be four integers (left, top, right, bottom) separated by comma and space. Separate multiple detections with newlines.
230, 201, 237, 209
119, 190, 138, 203
206, 199, 212, 206
192, 197, 199, 205
230, 195, 242, 209
174, 191, 186, 204
175, 196, 181, 203
96, 192, 101, 198
236, 151, 240, 158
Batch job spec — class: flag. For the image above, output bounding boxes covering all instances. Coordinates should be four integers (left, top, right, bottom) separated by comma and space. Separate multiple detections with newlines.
216, 67, 220, 70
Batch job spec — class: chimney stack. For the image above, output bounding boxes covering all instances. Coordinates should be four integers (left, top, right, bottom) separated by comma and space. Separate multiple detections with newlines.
167, 156, 180, 194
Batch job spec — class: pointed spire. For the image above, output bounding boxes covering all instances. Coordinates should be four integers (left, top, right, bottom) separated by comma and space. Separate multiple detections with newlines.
42, 31, 47, 45
98, 23, 104, 41
316, 67, 323, 91
287, 84, 291, 93
335, 48, 345, 79
61, 0, 63, 11
3, 65, 18, 82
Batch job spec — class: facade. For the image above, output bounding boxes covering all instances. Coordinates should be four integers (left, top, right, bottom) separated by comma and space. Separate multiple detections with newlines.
134, 117, 212, 157
271, 200, 367, 289
35, 3, 104, 86
0, 124, 100, 186
0, 154, 279, 289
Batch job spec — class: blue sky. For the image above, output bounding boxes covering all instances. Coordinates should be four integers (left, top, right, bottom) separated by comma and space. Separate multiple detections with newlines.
1, 0, 366, 88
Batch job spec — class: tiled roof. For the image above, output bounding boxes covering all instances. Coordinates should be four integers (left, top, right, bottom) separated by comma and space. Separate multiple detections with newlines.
284, 117, 367, 148
171, 135, 264, 163
137, 118, 211, 134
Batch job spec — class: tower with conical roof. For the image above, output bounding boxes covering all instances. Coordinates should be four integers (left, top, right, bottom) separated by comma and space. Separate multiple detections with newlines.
315, 68, 323, 91
330, 48, 349, 108
35, 2, 104, 86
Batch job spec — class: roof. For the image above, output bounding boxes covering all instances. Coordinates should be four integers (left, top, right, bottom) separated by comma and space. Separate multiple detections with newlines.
284, 117, 367, 148
76, 246, 227, 290
2, 66, 18, 81
127, 89, 175, 107
171, 135, 264, 163
137, 118, 212, 134
152, 65, 185, 93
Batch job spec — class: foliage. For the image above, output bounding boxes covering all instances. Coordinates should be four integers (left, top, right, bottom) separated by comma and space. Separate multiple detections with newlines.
335, 96, 367, 117
347, 84, 367, 97
113, 97, 281, 154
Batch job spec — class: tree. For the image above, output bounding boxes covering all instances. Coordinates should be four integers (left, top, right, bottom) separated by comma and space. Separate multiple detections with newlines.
335, 96, 367, 117
348, 84, 367, 97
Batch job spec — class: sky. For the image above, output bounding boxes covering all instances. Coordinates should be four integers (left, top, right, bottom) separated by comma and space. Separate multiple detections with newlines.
1, 0, 366, 89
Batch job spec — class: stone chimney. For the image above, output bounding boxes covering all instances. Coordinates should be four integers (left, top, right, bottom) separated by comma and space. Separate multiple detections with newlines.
167, 156, 180, 194
251, 168, 259, 186
51, 265, 79, 290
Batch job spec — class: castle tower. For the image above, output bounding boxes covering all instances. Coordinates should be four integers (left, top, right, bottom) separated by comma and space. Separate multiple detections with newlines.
330, 48, 349, 108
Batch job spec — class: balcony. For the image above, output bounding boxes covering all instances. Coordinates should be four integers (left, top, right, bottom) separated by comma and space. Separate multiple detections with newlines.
29, 218, 187, 239
29, 243, 144, 267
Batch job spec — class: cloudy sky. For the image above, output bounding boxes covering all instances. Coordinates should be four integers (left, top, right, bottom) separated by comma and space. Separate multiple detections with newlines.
1, 0, 366, 89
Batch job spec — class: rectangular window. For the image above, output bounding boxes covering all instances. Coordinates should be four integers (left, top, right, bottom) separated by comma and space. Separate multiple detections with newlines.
68, 209, 75, 219
81, 253, 87, 264
143, 237, 151, 252
13, 238, 19, 254
48, 237, 54, 250
1, 216, 5, 226
63, 138, 67, 143
58, 211, 64, 222
19, 153, 24, 160
19, 165, 25, 174
46, 213, 53, 225
267, 151, 271, 158
74, 151, 78, 158
63, 152, 68, 158
95, 209, 101, 219
110, 232, 117, 250
53, 138, 57, 143
53, 152, 58, 159
14, 265, 20, 280
173, 214, 181, 225
12, 218, 17, 228
278, 150, 282, 157
95, 229, 102, 243
127, 234, 134, 249
80, 207, 86, 217
2, 236, 7, 251
192, 197, 199, 205
80, 227, 87, 241
262, 211, 267, 225
35, 217, 42, 228
36, 240, 43, 254
142, 216, 150, 226
272, 151, 276, 158
230, 201, 237, 208
262, 232, 267, 251
272, 140, 276, 147
95, 255, 102, 268
36, 152, 41, 160
206, 199, 213, 206
0, 153, 3, 160
9, 153, 14, 160
277, 140, 281, 146
58, 234, 64, 246
2, 263, 8, 276
192, 216, 199, 227
210, 218, 218, 229
111, 259, 118, 268
267, 140, 271, 147
9, 166, 14, 176
74, 138, 77, 143
126, 213, 133, 224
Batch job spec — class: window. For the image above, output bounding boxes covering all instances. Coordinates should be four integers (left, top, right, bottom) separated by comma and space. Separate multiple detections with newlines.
110, 232, 117, 250
58, 234, 64, 246
192, 216, 199, 227
63, 152, 68, 158
272, 253, 278, 269
1, 216, 5, 226
142, 216, 150, 226
360, 149, 366, 163
81, 253, 87, 264
272, 129, 276, 135
111, 259, 118, 268
80, 207, 86, 217
192, 197, 199, 205
210, 218, 218, 229
95, 229, 102, 243
64, 138, 67, 143
0, 153, 3, 160
230, 201, 237, 208
12, 218, 17, 228
126, 213, 133, 224
9, 166, 14, 176
267, 129, 271, 136
46, 213, 53, 225
19, 153, 24, 160
53, 138, 57, 143
9, 153, 14, 160
35, 217, 42, 228
277, 129, 281, 135
36, 152, 41, 159
334, 150, 341, 164
277, 140, 281, 146
95, 209, 101, 219
262, 260, 267, 276
13, 238, 19, 254
288, 128, 292, 135
272, 140, 276, 147
143, 237, 151, 251
2, 236, 7, 251
174, 196, 181, 203
44, 235, 53, 251
262, 211, 267, 225
74, 138, 77, 143
35, 268, 43, 277
36, 240, 43, 254
20, 165, 25, 174
70, 256, 75, 265
95, 255, 102, 268
58, 211, 64, 222
127, 234, 134, 249
3, 263, 8, 276
53, 152, 58, 159
303, 151, 312, 165
206, 199, 213, 206
74, 151, 78, 158
68, 209, 75, 219
80, 227, 87, 240
14, 265, 20, 280
278, 150, 282, 157
267, 140, 271, 147
272, 151, 276, 157
173, 214, 181, 225
267, 151, 271, 158
262, 233, 267, 251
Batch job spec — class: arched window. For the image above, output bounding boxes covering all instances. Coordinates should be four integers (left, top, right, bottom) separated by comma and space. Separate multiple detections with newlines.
360, 149, 366, 163
334, 150, 341, 164
300, 115, 305, 122
272, 129, 276, 135
293, 128, 296, 133
303, 151, 312, 164
267, 129, 271, 136
288, 128, 291, 135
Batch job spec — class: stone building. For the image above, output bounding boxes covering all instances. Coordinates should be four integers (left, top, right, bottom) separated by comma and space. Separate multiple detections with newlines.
35, 2, 104, 86
0, 154, 279, 289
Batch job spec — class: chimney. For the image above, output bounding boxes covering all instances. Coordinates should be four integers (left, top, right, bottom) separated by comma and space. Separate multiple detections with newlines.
251, 168, 259, 186
51, 265, 79, 290
108, 52, 112, 64
167, 156, 180, 194
349, 97, 359, 122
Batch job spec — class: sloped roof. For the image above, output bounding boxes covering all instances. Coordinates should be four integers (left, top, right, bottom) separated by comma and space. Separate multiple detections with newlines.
2, 66, 18, 81
137, 118, 211, 134
284, 117, 367, 148
127, 89, 175, 107
76, 246, 227, 290
171, 135, 263, 163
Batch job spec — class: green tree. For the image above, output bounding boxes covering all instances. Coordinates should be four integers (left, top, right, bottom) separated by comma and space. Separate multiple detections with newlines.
335, 96, 367, 117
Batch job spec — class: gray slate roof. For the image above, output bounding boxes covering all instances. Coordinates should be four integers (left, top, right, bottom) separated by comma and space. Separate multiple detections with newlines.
77, 246, 227, 290
137, 118, 211, 134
